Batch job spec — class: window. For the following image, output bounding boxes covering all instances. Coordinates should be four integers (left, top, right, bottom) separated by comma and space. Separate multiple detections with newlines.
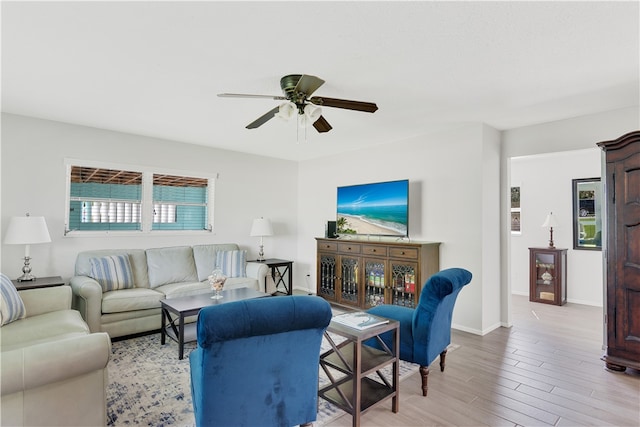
152, 174, 209, 231
65, 161, 215, 235
69, 166, 142, 231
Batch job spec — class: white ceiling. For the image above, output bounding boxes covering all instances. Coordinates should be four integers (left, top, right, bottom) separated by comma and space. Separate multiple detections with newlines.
2, 1, 639, 161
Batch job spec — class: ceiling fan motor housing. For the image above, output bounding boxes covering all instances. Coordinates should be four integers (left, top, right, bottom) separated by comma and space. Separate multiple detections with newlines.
280, 74, 303, 99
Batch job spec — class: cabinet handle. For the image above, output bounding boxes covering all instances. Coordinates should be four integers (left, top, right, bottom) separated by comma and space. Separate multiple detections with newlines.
401, 251, 405, 255
372, 249, 377, 252
348, 247, 351, 250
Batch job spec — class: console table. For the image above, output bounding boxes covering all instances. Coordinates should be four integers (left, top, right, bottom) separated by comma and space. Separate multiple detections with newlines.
319, 317, 400, 427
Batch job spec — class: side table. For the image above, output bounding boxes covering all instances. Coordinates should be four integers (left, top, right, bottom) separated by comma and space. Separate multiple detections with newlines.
12, 276, 65, 290
253, 258, 293, 295
319, 317, 399, 427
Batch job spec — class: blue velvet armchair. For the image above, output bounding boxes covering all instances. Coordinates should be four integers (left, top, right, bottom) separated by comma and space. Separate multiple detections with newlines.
190, 295, 332, 427
366, 267, 472, 396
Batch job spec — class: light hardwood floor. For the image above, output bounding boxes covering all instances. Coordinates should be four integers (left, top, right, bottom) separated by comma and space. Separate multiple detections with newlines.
325, 295, 640, 426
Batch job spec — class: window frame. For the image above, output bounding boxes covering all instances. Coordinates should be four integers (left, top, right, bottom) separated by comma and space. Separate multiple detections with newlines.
64, 159, 216, 237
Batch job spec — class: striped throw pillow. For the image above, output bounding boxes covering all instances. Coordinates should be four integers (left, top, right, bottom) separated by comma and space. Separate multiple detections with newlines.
89, 255, 135, 292
1, 273, 26, 326
215, 250, 247, 278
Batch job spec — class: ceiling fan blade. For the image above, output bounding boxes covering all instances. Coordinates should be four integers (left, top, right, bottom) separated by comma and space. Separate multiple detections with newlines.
218, 93, 287, 100
309, 96, 378, 113
294, 75, 325, 97
246, 106, 280, 129
313, 115, 333, 133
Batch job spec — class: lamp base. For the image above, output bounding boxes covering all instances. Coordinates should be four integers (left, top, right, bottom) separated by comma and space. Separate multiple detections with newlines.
257, 244, 265, 262
16, 256, 36, 281
548, 227, 555, 248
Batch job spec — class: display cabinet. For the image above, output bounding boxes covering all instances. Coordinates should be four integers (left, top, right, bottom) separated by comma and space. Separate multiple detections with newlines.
529, 247, 567, 306
316, 238, 440, 310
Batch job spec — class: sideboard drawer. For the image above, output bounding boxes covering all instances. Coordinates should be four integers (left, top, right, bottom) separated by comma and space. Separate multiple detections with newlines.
362, 245, 388, 257
318, 241, 338, 252
338, 243, 362, 254
389, 247, 419, 260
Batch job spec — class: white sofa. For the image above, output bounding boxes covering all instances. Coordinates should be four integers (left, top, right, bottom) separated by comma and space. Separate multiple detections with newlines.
1, 283, 111, 426
70, 243, 270, 338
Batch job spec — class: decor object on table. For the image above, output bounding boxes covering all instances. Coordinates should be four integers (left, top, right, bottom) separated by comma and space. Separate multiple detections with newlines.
208, 269, 226, 299
3, 213, 51, 281
190, 295, 332, 427
541, 212, 559, 248
250, 217, 273, 262
366, 267, 472, 396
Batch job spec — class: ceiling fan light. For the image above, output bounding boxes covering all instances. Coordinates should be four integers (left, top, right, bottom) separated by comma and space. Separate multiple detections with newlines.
275, 102, 296, 121
304, 104, 322, 122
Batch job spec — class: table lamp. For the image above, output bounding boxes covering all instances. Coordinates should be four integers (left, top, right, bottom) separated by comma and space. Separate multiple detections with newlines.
4, 213, 52, 281
250, 217, 273, 262
541, 212, 559, 248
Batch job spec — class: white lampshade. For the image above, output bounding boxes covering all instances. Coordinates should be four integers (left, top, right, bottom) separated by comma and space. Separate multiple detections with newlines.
250, 217, 273, 237
4, 214, 51, 245
4, 214, 52, 281
541, 212, 559, 228
304, 104, 322, 122
275, 102, 296, 121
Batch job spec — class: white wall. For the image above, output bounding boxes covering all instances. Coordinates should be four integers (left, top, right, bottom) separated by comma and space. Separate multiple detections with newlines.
297, 124, 502, 335
510, 148, 603, 305
1, 113, 299, 281
3, 107, 637, 335
503, 106, 640, 310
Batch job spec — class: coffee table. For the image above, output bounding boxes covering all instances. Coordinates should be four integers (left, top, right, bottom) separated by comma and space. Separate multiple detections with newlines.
160, 287, 270, 359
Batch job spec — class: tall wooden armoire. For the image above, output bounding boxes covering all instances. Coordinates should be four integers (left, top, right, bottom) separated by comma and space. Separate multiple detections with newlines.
597, 130, 640, 372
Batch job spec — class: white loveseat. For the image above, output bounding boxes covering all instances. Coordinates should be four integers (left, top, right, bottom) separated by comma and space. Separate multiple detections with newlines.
1, 280, 111, 426
70, 244, 270, 338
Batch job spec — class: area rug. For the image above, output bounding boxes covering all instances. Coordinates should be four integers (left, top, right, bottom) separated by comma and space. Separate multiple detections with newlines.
106, 333, 422, 426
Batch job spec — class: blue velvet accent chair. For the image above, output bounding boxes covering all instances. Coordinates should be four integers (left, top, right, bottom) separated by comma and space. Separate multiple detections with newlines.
190, 295, 332, 427
366, 267, 472, 396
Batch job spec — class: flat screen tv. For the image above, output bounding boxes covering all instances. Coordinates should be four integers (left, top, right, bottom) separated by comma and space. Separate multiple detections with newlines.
336, 179, 409, 237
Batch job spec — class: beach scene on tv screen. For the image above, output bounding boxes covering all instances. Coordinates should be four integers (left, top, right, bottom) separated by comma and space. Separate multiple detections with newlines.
337, 180, 408, 236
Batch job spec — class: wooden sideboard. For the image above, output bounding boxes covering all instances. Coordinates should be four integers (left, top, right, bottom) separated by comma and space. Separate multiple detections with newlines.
316, 238, 440, 310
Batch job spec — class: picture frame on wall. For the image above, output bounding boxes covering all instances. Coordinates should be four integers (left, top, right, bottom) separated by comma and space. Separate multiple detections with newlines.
572, 177, 602, 250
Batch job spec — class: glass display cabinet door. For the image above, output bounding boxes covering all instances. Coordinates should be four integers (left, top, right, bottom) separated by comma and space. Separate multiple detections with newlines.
318, 254, 338, 302
339, 256, 360, 307
390, 261, 419, 308
364, 259, 386, 308
529, 247, 567, 306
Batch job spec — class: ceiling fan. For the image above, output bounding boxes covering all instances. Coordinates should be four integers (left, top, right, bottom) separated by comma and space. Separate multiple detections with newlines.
218, 74, 378, 133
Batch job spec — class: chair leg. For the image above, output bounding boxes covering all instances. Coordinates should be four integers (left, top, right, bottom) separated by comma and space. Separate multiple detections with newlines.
439, 349, 447, 372
419, 365, 429, 396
